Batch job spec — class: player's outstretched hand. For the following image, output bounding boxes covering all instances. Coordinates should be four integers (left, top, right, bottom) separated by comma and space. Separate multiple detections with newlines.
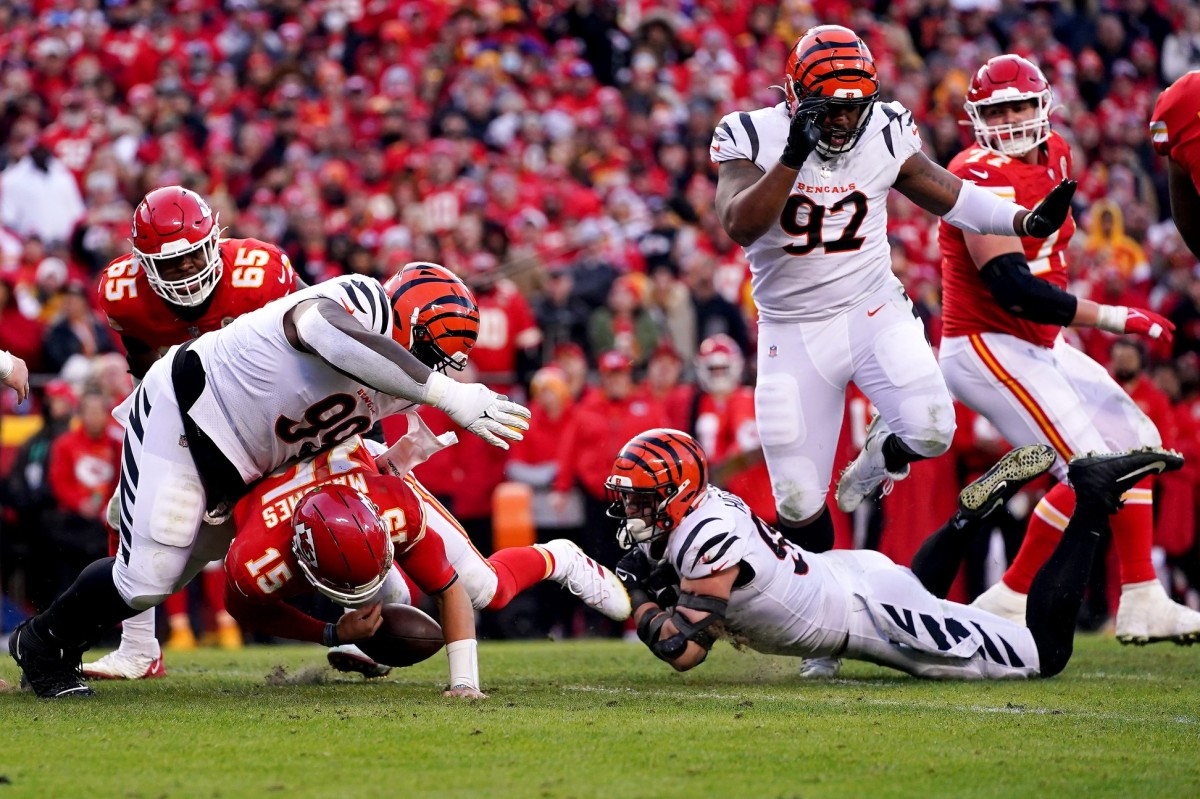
1123, 307, 1176, 345
431, 377, 531, 450
444, 685, 488, 699
1022, 179, 1077, 238
335, 602, 383, 643
780, 92, 830, 170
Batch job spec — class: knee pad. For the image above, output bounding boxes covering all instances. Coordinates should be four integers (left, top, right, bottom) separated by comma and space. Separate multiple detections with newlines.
148, 474, 205, 548
771, 458, 826, 523
897, 394, 956, 458
755, 373, 804, 448
456, 559, 498, 611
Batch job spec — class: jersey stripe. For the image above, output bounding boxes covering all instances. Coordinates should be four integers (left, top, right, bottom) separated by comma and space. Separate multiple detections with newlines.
738, 112, 760, 162
675, 517, 719, 572
968, 334, 1073, 459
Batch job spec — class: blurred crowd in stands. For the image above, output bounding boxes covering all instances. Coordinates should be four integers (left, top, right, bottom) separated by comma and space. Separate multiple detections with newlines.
2, 0, 1200, 640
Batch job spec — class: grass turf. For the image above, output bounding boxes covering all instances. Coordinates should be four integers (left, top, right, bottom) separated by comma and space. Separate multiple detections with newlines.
1, 634, 1197, 799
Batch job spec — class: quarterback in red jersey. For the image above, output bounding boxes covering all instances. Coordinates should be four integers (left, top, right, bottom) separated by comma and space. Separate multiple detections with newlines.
938, 55, 1200, 644
224, 443, 485, 697
85, 186, 300, 682
1150, 70, 1200, 260
98, 186, 299, 380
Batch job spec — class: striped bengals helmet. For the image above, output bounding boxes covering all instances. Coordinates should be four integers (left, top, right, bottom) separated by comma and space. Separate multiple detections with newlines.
784, 25, 879, 155
383, 262, 480, 372
605, 429, 709, 548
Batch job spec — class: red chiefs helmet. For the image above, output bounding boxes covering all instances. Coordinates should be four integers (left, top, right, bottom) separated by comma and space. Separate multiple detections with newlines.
383, 262, 480, 372
964, 55, 1053, 156
695, 334, 744, 396
605, 429, 709, 548
291, 484, 394, 608
784, 25, 879, 155
131, 186, 223, 307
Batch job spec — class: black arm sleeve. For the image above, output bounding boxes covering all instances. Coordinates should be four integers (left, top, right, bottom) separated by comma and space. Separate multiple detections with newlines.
977, 252, 1078, 327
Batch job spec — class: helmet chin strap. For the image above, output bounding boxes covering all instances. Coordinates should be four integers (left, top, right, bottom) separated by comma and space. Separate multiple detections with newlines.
617, 518, 656, 550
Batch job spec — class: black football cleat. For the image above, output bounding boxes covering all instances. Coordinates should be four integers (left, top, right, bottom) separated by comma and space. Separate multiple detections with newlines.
1068, 447, 1184, 514
9, 620, 94, 699
958, 444, 1057, 522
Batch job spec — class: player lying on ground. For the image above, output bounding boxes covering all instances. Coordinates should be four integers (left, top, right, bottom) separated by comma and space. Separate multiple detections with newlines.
10, 263, 530, 698
224, 431, 629, 679
608, 428, 1182, 679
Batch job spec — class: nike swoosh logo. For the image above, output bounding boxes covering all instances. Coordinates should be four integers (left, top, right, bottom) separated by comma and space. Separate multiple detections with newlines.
968, 168, 988, 179
867, 304, 885, 317
340, 299, 356, 315
1117, 461, 1167, 483
712, 144, 721, 152
992, 480, 1008, 494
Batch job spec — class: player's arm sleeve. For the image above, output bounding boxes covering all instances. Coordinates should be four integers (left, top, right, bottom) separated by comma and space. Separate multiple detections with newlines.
977, 252, 1078, 326
395, 528, 459, 595
289, 297, 436, 403
223, 583, 327, 644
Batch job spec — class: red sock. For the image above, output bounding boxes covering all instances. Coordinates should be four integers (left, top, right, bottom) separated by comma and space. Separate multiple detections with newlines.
164, 589, 188, 617
1110, 478, 1156, 585
203, 568, 227, 613
485, 546, 553, 610
1004, 483, 1075, 593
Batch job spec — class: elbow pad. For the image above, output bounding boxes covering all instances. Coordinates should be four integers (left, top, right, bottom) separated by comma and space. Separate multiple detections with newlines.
942, 180, 1024, 236
978, 253, 1077, 326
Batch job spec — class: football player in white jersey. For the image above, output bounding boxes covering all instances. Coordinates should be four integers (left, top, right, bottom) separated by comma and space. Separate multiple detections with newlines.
711, 24, 1076, 557
607, 429, 1183, 680
10, 263, 531, 698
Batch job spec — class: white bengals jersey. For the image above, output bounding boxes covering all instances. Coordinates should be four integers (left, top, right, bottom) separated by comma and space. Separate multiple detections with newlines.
652, 487, 851, 657
183, 275, 416, 483
711, 101, 923, 321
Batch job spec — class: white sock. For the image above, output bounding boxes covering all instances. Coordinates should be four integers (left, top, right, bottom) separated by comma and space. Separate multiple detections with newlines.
118, 609, 161, 657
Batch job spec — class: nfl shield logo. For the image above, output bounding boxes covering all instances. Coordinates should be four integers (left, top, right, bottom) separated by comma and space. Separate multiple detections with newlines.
768, 345, 778, 358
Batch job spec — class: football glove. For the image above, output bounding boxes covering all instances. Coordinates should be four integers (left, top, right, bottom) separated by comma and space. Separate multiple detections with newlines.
1095, 305, 1176, 345
427, 374, 531, 450
780, 93, 830, 170
1022, 179, 1077, 238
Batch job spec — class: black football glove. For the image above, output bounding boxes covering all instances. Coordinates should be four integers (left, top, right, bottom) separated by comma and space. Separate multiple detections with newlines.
615, 548, 655, 610
780, 93, 830, 170
1022, 179, 1077, 238
645, 559, 680, 609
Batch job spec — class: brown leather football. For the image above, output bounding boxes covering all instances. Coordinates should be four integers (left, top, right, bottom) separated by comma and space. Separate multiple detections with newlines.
356, 604, 444, 667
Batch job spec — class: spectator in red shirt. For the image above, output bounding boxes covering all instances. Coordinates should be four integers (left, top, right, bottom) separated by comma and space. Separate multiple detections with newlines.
45, 389, 119, 601
552, 350, 670, 573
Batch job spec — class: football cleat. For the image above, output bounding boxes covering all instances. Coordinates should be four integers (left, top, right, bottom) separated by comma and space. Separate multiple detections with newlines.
799, 657, 842, 679
327, 644, 392, 678
83, 649, 166, 681
1067, 447, 1184, 514
1114, 580, 1200, 645
9, 620, 94, 699
542, 539, 632, 621
970, 580, 1027, 626
958, 444, 1056, 522
836, 415, 909, 513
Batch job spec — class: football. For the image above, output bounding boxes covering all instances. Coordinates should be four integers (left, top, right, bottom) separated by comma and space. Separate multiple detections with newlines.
356, 604, 444, 667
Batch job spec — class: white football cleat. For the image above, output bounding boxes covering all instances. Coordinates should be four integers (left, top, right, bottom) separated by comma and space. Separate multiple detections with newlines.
835, 414, 910, 513
82, 649, 166, 681
327, 644, 392, 678
543, 539, 632, 621
799, 657, 841, 679
1115, 579, 1200, 645
971, 580, 1027, 626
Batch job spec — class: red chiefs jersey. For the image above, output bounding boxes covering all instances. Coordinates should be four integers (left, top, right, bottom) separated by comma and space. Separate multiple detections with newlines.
1151, 72, 1200, 191
471, 279, 541, 388
225, 439, 457, 642
939, 132, 1076, 348
98, 237, 296, 349
692, 388, 775, 525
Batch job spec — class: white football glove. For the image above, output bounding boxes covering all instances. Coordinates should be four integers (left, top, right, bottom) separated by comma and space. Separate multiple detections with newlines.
425, 373, 531, 450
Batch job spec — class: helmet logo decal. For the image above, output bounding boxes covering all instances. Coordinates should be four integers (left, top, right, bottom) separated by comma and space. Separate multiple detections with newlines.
294, 523, 318, 568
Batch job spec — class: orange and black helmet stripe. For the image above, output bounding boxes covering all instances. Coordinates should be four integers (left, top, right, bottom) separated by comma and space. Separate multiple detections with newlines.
623, 429, 707, 489
787, 25, 878, 103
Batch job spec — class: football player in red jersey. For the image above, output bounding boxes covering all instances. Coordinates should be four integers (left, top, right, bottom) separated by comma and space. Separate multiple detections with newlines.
225, 460, 486, 698
938, 55, 1200, 644
1150, 71, 1200, 261
85, 186, 301, 681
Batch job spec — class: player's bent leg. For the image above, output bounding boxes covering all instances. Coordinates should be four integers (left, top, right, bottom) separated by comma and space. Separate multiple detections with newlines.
407, 477, 498, 610
835, 414, 909, 512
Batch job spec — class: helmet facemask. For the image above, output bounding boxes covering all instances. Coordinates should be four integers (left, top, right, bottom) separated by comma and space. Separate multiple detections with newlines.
408, 308, 470, 373
965, 91, 1052, 157
133, 216, 223, 307
605, 477, 691, 550
809, 92, 876, 157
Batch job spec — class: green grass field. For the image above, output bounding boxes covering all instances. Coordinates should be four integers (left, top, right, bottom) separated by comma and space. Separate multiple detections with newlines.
1, 635, 1197, 799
